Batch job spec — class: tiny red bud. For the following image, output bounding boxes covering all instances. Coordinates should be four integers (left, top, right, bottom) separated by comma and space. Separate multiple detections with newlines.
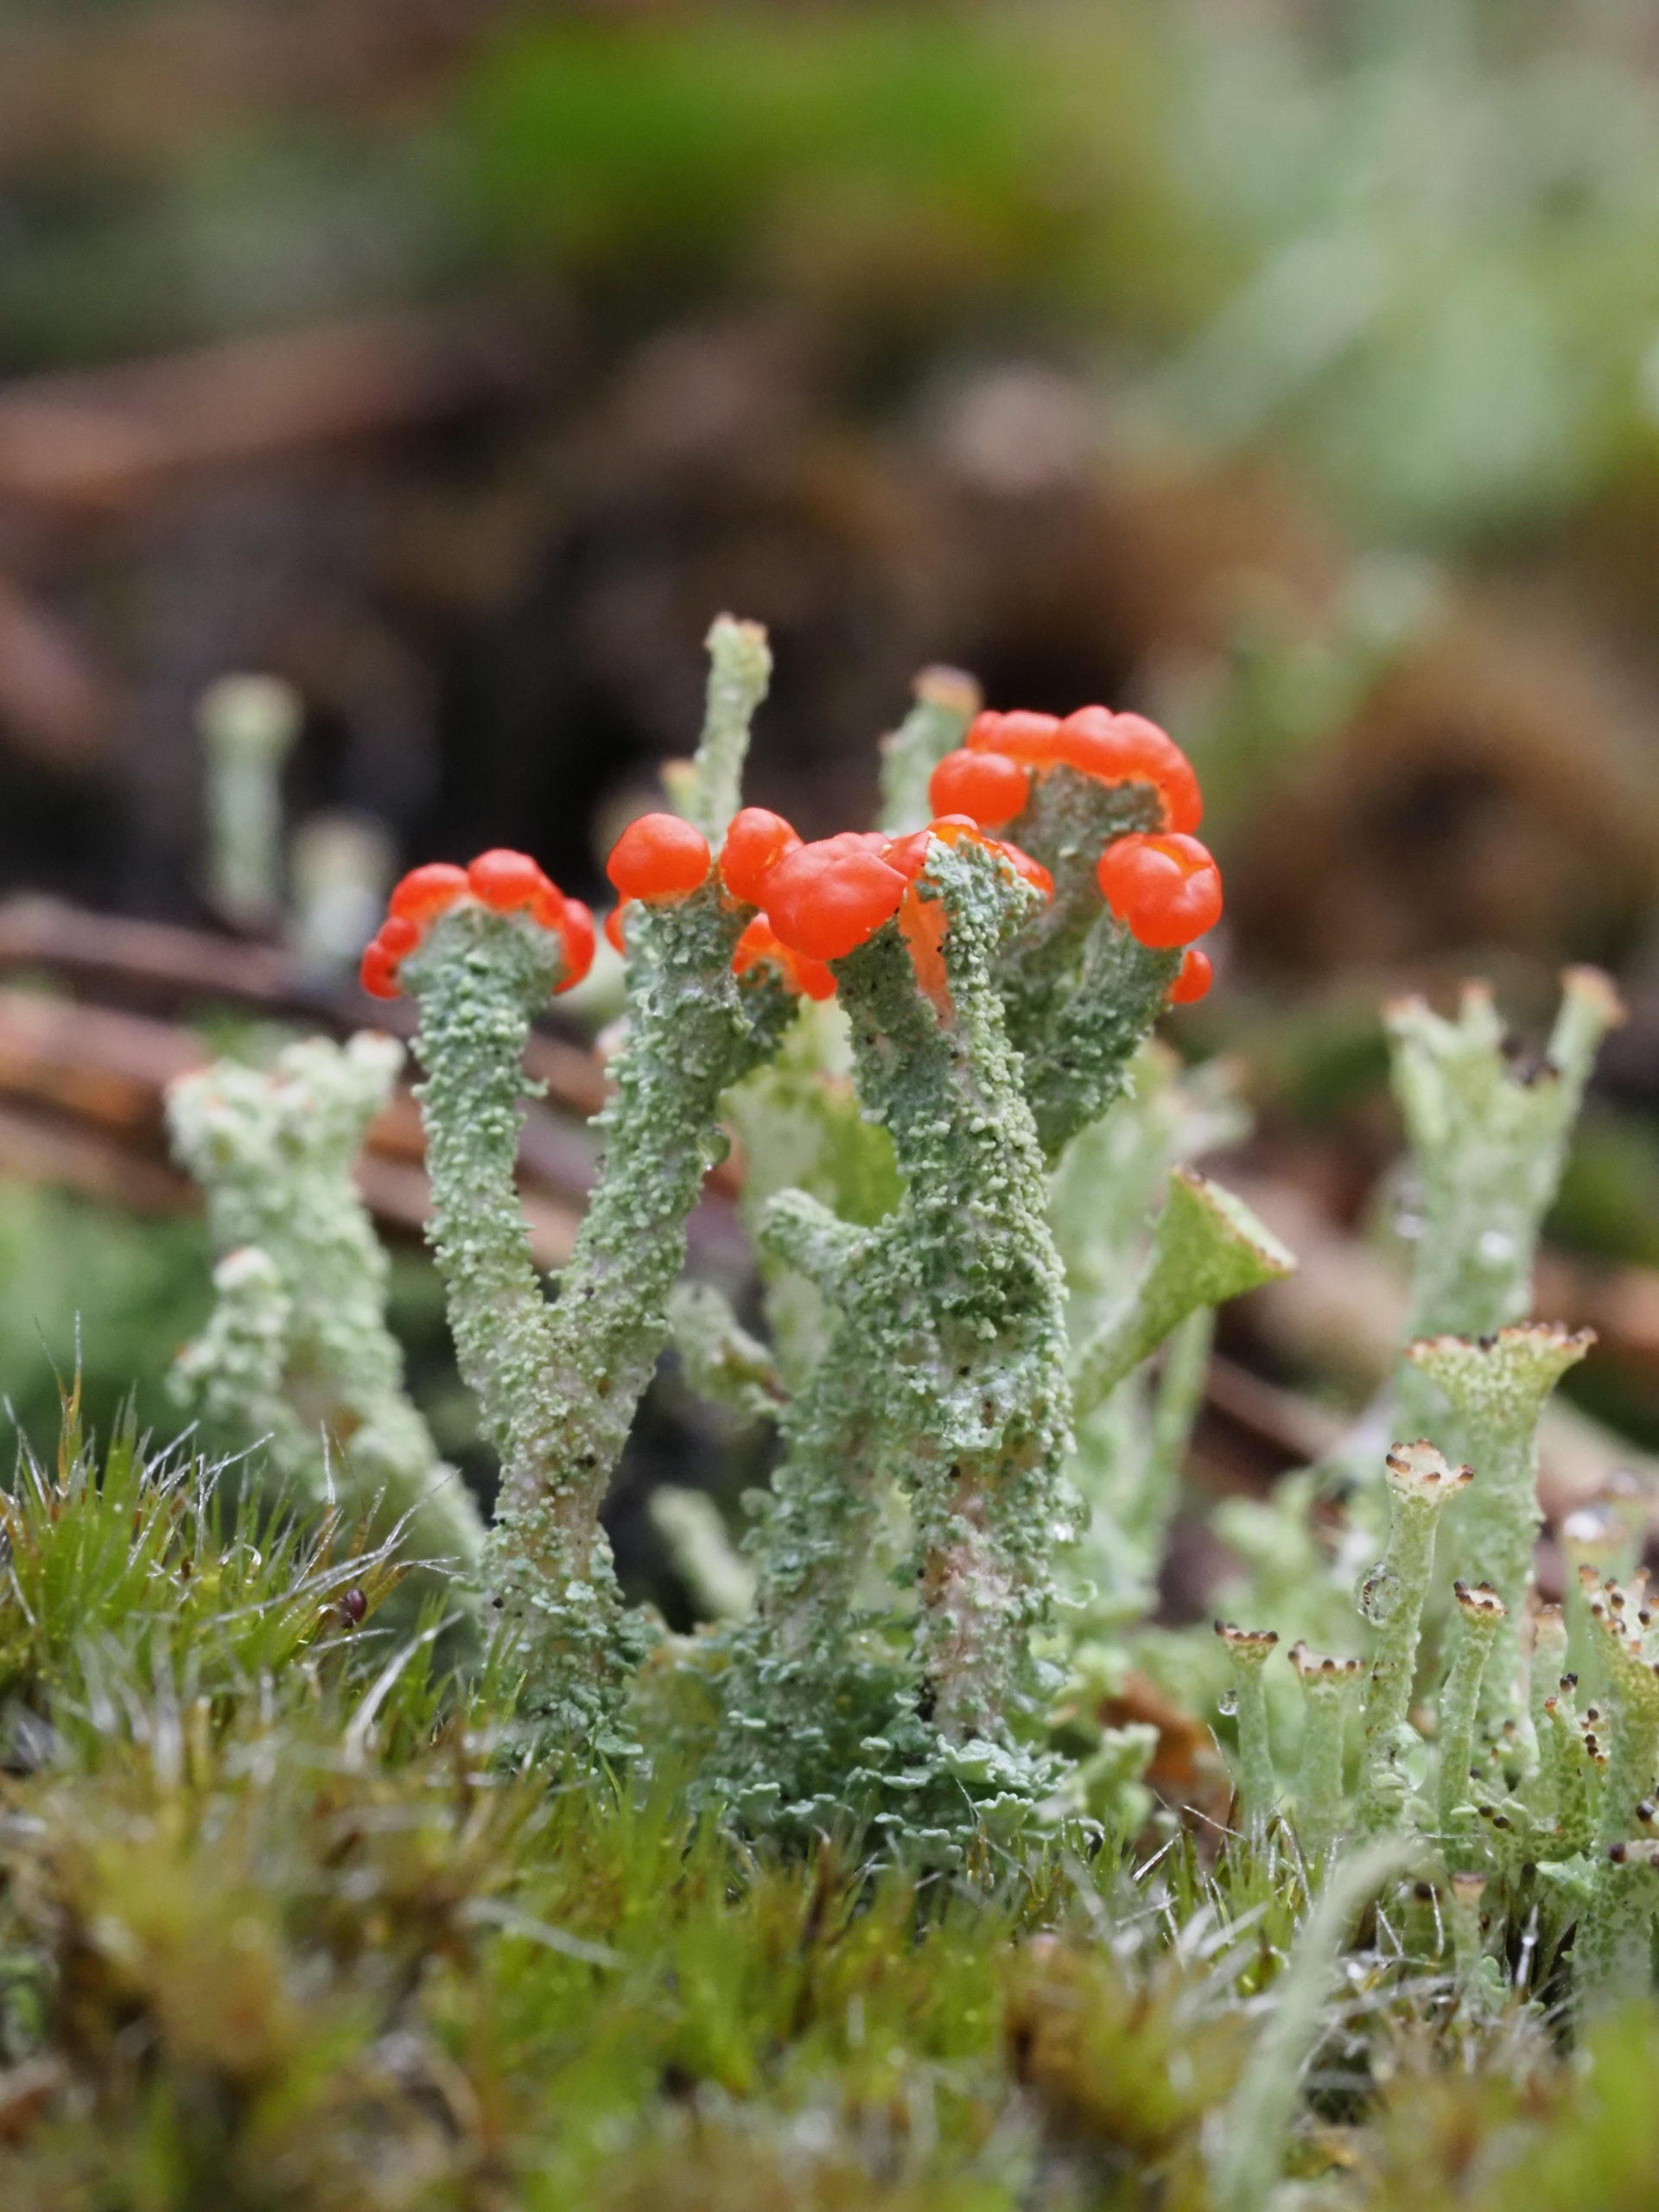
359, 941, 400, 1000
1169, 946, 1213, 1004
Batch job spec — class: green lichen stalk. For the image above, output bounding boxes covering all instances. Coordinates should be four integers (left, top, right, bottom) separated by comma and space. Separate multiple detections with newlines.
1407, 1324, 1592, 1717
1389, 969, 1619, 1446
1288, 1643, 1363, 1865
1355, 1441, 1472, 1832
1436, 1580, 1506, 1840
982, 768, 1180, 1157
168, 1034, 480, 1576
1216, 1623, 1280, 1846
723, 835, 1072, 1827
408, 886, 791, 1737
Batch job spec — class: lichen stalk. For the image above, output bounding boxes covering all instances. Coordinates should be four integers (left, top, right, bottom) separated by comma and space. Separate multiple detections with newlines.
725, 837, 1071, 1819
1406, 1325, 1591, 1721
1216, 1624, 1279, 1846
406, 888, 791, 1733
1071, 1169, 1294, 1416
1584, 1577, 1659, 1853
1355, 1441, 1472, 1833
1288, 1643, 1363, 1865
168, 1033, 480, 1575
993, 766, 1177, 1158
670, 614, 773, 841
1576, 1841, 1659, 2012
1436, 1581, 1506, 1838
1388, 969, 1619, 1450
876, 664, 981, 834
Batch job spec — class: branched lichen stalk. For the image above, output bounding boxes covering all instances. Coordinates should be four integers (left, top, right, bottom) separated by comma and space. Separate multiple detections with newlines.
406, 889, 791, 1735
168, 1033, 480, 1575
1355, 1441, 1472, 1833
723, 837, 1074, 1822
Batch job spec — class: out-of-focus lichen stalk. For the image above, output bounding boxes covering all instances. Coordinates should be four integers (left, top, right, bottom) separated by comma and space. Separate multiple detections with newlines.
1355, 1441, 1471, 1833
663, 614, 773, 842
1388, 969, 1620, 1444
1577, 1839, 1659, 2012
1407, 1325, 1592, 1719
1436, 1580, 1506, 1838
197, 672, 302, 931
1288, 1643, 1363, 1866
168, 1033, 480, 1576
1216, 1623, 1279, 1847
1584, 1576, 1659, 1853
876, 664, 982, 834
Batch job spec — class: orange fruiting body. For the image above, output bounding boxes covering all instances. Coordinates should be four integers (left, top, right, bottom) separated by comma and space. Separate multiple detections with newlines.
468, 848, 549, 912
606, 812, 713, 902
927, 747, 1031, 827
963, 702, 1202, 835
556, 898, 596, 991
359, 941, 400, 1000
388, 861, 468, 925
760, 832, 911, 962
732, 915, 836, 1001
1096, 832, 1223, 950
719, 806, 802, 905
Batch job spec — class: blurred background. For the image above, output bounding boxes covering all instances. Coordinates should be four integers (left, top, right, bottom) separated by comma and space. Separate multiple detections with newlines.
4, 0, 1659, 1613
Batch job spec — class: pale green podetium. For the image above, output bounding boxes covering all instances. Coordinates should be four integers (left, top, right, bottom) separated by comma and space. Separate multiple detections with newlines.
1388, 969, 1620, 1446
1574, 1573, 1659, 2009
402, 626, 794, 1742
1355, 1441, 1472, 1833
1215, 1622, 1280, 1847
721, 834, 1072, 1825
994, 764, 1179, 1159
168, 1033, 481, 1580
1436, 1580, 1507, 1841
197, 671, 302, 931
1406, 1323, 1592, 1719
1071, 1168, 1294, 1415
875, 664, 982, 835
1287, 1642, 1363, 1866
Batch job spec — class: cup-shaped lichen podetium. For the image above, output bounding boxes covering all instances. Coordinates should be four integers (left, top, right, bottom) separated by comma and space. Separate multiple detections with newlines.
1355, 1441, 1473, 1834
1406, 1324, 1592, 1722
1436, 1580, 1507, 1840
1287, 1643, 1364, 1865
1215, 1622, 1280, 1847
